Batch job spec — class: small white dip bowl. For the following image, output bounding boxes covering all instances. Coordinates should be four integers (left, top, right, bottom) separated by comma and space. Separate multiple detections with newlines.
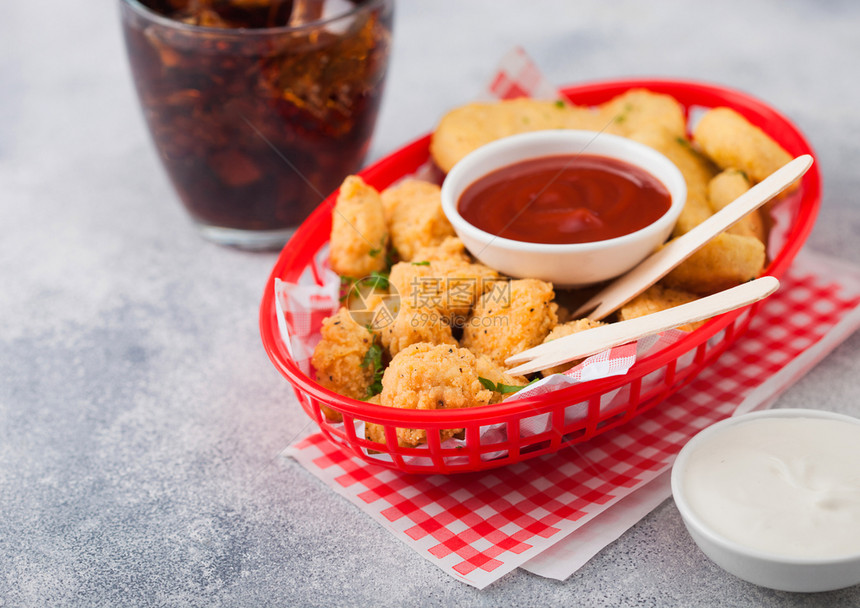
440, 130, 687, 287
671, 408, 860, 593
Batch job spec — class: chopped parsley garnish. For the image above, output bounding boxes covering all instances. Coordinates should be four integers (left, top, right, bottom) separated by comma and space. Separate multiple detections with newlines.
367, 270, 389, 290
675, 136, 709, 161
478, 377, 536, 395
368, 234, 388, 258
554, 99, 566, 109
361, 343, 385, 398
411, 261, 430, 266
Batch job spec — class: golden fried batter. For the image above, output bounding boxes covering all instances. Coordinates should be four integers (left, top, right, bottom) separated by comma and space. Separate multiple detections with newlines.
618, 285, 705, 332
661, 232, 766, 295
474, 355, 529, 403
539, 318, 606, 377
388, 258, 499, 320
708, 170, 766, 242
693, 107, 793, 184
363, 395, 388, 449
599, 89, 687, 138
462, 278, 558, 365
311, 307, 378, 421
329, 176, 388, 278
374, 343, 494, 447
364, 419, 386, 446
430, 98, 604, 173
628, 127, 718, 236
380, 179, 456, 261
410, 236, 471, 264
379, 306, 457, 357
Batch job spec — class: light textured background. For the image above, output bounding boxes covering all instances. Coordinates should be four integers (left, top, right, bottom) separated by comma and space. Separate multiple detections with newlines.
2, 1, 859, 606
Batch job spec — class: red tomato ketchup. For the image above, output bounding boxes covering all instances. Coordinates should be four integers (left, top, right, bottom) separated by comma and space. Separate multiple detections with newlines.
457, 154, 672, 245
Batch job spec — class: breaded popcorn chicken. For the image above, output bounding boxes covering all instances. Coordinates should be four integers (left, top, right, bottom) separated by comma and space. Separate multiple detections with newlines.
662, 232, 766, 294
379, 306, 457, 357
362, 394, 385, 446
618, 285, 705, 332
388, 258, 499, 320
693, 107, 793, 184
311, 308, 378, 421
628, 127, 718, 236
380, 180, 456, 261
410, 236, 471, 264
708, 170, 767, 242
599, 89, 687, 138
462, 278, 558, 365
475, 355, 529, 403
430, 98, 604, 173
539, 318, 606, 377
708, 168, 752, 210
329, 176, 388, 278
363, 420, 387, 446
371, 343, 494, 447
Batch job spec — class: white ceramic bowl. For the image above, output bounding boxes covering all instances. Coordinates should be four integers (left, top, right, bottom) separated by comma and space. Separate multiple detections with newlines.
671, 408, 860, 593
440, 130, 687, 287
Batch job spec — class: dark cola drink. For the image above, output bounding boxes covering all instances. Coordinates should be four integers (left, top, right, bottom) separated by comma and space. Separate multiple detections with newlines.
120, 0, 393, 248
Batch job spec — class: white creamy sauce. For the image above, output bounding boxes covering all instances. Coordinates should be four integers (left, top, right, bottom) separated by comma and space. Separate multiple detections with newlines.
683, 417, 860, 559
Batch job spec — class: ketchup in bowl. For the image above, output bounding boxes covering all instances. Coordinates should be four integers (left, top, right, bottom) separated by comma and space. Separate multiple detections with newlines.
440, 130, 686, 286
457, 154, 671, 245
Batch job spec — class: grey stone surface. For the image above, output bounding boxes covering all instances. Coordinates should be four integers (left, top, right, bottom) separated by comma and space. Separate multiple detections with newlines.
2, 0, 859, 606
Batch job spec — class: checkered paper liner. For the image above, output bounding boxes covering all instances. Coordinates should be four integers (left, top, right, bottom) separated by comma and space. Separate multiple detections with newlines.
482, 46, 560, 101
285, 251, 860, 589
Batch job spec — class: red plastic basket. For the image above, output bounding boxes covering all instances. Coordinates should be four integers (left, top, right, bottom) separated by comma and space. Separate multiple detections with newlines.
259, 79, 821, 474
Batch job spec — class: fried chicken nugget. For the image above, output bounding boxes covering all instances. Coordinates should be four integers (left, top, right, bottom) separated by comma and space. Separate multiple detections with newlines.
329, 176, 388, 278
693, 107, 793, 184
708, 170, 767, 242
388, 259, 499, 320
539, 318, 606, 377
410, 236, 471, 264
618, 285, 705, 332
598, 89, 687, 138
474, 355, 529, 403
462, 278, 558, 365
367, 343, 494, 448
380, 179, 456, 261
661, 232, 766, 295
379, 306, 457, 357
311, 308, 378, 421
364, 419, 387, 446
628, 127, 718, 236
430, 98, 603, 173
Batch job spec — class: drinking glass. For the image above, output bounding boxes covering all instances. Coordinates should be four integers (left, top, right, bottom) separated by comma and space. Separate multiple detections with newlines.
120, 0, 394, 249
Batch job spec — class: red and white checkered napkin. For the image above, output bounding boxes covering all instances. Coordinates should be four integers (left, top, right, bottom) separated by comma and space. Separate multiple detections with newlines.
285, 251, 860, 589
482, 46, 560, 101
